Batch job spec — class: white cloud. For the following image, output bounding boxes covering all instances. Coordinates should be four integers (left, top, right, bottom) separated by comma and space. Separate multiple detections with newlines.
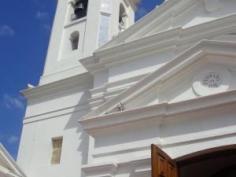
43, 24, 51, 31
7, 135, 18, 145
36, 11, 49, 20
0, 25, 15, 37
2, 94, 25, 110
35, 11, 51, 32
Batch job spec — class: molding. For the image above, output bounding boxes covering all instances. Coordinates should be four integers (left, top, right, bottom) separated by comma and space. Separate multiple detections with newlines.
64, 17, 87, 28
82, 163, 117, 177
22, 72, 93, 100
91, 131, 236, 159
91, 130, 236, 162
23, 102, 90, 124
88, 74, 146, 108
80, 103, 166, 130
81, 14, 236, 73
162, 130, 236, 149
40, 64, 88, 85
81, 136, 236, 176
98, 0, 229, 50
81, 40, 236, 119
82, 136, 236, 176
89, 82, 135, 101
93, 138, 161, 158
0, 144, 26, 177
80, 90, 236, 130
80, 28, 180, 73
127, 0, 196, 42
98, 0, 178, 49
82, 157, 150, 177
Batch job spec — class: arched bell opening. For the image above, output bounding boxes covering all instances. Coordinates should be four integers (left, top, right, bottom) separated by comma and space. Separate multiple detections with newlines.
151, 144, 236, 177
71, 0, 88, 20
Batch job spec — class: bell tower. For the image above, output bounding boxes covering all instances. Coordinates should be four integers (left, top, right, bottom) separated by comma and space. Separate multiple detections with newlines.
40, 0, 138, 85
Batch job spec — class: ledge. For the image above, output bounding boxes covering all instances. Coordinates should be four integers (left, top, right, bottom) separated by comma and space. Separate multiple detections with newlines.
80, 89, 236, 131
82, 157, 150, 176
64, 17, 87, 28
81, 14, 236, 74
22, 72, 93, 99
0, 144, 26, 177
82, 163, 117, 177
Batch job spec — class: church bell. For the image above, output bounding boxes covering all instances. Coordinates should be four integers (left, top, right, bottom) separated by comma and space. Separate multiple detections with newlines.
74, 0, 86, 18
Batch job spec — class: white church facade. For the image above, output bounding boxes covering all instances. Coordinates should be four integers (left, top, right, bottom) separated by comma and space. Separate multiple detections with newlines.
1, 0, 236, 177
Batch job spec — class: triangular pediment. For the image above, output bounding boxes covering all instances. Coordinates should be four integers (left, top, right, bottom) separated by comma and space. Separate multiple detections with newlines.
82, 40, 236, 120
98, 0, 236, 51
125, 55, 235, 110
0, 144, 26, 177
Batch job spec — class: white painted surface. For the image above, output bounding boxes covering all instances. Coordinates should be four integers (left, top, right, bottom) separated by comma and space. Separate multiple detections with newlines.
0, 144, 26, 177
17, 1, 236, 177
40, 0, 136, 85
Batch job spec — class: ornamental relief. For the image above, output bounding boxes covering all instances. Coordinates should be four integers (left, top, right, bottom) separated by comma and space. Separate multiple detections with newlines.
192, 66, 231, 96
201, 72, 222, 89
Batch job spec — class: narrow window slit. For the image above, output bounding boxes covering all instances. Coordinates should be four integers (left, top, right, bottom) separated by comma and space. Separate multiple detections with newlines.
51, 137, 63, 165
70, 31, 80, 51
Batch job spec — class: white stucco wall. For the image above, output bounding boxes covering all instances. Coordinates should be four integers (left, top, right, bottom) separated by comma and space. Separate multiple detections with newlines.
17, 1, 236, 177
40, 0, 136, 85
17, 75, 93, 177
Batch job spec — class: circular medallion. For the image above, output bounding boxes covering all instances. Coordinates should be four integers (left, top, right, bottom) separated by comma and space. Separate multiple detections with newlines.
192, 66, 231, 96
201, 72, 222, 88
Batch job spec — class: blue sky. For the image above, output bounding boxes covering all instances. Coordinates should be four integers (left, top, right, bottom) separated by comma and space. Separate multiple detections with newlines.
0, 0, 164, 159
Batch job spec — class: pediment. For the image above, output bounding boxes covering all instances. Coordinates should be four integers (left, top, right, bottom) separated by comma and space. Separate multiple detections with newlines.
82, 40, 236, 120
0, 144, 26, 177
98, 0, 236, 51
125, 56, 236, 110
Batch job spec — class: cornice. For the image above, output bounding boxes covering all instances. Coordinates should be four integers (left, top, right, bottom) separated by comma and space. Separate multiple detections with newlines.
96, 28, 180, 59
81, 14, 236, 73
82, 157, 150, 177
23, 102, 90, 124
99, 0, 179, 49
82, 163, 117, 173
92, 131, 236, 160
82, 136, 236, 176
22, 72, 93, 99
80, 90, 236, 131
0, 144, 26, 177
98, 0, 213, 50
80, 28, 181, 73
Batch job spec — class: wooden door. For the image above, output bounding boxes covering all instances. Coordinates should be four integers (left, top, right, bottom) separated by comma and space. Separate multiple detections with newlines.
151, 144, 179, 177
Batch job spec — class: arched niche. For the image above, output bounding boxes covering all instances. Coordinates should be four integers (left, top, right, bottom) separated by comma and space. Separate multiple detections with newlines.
71, 0, 88, 20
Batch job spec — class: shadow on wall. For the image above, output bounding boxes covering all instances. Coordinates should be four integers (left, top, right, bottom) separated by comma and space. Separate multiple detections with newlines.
63, 86, 92, 165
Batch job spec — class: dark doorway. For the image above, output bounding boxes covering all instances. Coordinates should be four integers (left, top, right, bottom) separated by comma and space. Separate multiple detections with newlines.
176, 145, 236, 177
151, 144, 236, 177
212, 166, 236, 177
